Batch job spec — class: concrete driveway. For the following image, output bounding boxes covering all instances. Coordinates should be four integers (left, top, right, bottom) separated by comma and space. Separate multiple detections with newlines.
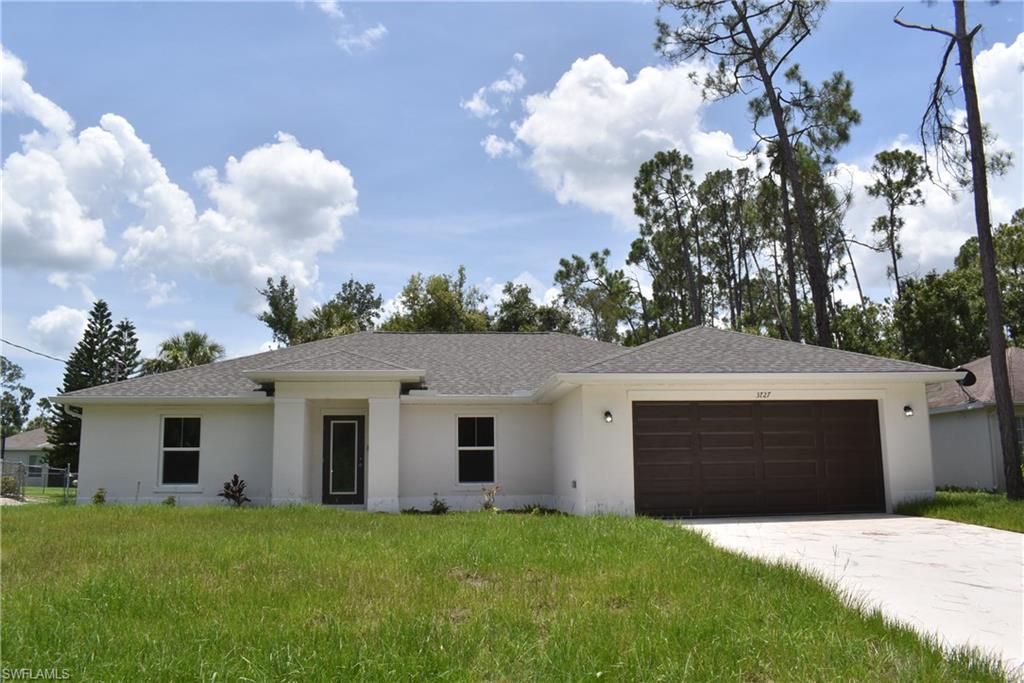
681, 514, 1023, 671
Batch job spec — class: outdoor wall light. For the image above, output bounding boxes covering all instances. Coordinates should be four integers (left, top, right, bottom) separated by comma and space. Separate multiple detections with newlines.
604, 410, 613, 423
903, 405, 914, 417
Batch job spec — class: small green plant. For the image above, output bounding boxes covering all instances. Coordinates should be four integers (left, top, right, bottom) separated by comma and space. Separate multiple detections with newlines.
162, 496, 177, 507
481, 484, 501, 512
92, 488, 107, 505
1, 475, 19, 497
430, 494, 449, 515
218, 474, 251, 507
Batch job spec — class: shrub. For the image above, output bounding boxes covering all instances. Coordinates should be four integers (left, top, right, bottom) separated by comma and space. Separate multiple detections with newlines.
218, 474, 251, 507
92, 488, 107, 505
430, 494, 450, 515
481, 484, 501, 512
162, 496, 177, 507
1, 476, 19, 497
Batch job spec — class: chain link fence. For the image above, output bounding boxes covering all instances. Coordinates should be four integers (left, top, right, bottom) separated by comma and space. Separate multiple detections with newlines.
1, 461, 77, 502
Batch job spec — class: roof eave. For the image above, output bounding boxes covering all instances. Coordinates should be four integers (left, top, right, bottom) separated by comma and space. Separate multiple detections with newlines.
49, 395, 273, 406
554, 370, 964, 385
241, 369, 426, 383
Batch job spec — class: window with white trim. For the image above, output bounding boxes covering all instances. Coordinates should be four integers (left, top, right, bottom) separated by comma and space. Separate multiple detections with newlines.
161, 417, 201, 485
457, 416, 494, 484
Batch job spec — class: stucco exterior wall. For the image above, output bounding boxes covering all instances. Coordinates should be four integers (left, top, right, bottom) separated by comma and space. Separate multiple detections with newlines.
551, 388, 584, 513
561, 379, 936, 514
77, 403, 273, 505
930, 406, 1020, 491
398, 403, 552, 511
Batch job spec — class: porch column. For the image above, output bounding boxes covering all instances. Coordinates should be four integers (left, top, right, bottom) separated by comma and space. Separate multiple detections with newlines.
271, 397, 309, 505
366, 397, 400, 512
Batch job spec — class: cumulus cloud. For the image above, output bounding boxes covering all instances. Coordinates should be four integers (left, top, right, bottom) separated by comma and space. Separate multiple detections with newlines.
481, 134, 518, 159
27, 305, 88, 356
336, 24, 388, 54
482, 270, 558, 312
461, 55, 528, 121
139, 273, 180, 309
1, 46, 361, 310
512, 54, 746, 225
0, 47, 73, 137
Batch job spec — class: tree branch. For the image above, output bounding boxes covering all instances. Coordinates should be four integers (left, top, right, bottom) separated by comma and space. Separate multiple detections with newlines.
893, 7, 956, 39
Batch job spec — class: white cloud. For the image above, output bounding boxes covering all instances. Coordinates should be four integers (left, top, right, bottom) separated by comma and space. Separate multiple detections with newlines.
27, 305, 87, 356
47, 272, 96, 304
123, 131, 359, 310
336, 23, 388, 54
481, 134, 518, 159
140, 273, 180, 309
0, 47, 74, 137
482, 270, 558, 312
2, 46, 361, 311
317, 0, 344, 20
460, 57, 528, 121
512, 54, 746, 225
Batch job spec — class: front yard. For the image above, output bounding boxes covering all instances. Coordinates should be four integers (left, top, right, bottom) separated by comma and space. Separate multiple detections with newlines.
897, 490, 1024, 533
0, 506, 1005, 681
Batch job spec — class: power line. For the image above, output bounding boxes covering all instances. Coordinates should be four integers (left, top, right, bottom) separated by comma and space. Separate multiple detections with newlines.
0, 338, 67, 364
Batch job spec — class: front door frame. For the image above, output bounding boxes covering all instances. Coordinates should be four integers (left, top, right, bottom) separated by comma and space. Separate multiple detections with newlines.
322, 415, 366, 505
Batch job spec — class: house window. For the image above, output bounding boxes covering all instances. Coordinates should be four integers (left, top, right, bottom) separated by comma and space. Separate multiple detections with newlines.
161, 417, 201, 485
457, 416, 494, 484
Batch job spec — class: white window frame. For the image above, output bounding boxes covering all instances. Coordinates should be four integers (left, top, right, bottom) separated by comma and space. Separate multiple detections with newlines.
157, 415, 202, 490
455, 414, 497, 486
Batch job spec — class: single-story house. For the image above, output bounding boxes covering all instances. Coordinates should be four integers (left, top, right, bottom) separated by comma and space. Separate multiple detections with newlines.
54, 327, 956, 516
1, 427, 50, 484
928, 347, 1024, 491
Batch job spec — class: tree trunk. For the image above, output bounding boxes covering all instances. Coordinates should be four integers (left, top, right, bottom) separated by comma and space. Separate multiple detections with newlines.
779, 172, 802, 342
954, 0, 1024, 499
889, 208, 903, 299
735, 1, 832, 347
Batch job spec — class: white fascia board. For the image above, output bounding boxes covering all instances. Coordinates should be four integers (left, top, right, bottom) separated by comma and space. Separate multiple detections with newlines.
928, 401, 997, 415
48, 395, 272, 406
555, 371, 963, 385
241, 369, 425, 383
400, 393, 536, 405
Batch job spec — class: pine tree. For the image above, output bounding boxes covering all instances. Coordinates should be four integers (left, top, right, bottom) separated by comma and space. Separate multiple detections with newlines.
45, 300, 117, 469
111, 319, 141, 382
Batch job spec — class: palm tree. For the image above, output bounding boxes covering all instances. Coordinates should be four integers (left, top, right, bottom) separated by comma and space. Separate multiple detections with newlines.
141, 331, 226, 375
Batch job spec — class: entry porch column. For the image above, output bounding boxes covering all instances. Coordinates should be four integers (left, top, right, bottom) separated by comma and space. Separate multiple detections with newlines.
366, 397, 400, 512
271, 397, 310, 505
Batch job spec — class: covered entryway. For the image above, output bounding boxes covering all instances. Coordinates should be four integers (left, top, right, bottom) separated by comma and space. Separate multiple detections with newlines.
632, 400, 885, 517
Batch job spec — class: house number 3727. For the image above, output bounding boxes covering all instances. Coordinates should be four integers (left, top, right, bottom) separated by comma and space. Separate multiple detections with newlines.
755, 391, 772, 399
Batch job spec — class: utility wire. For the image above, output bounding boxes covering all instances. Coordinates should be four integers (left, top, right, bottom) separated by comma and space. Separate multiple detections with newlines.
0, 338, 67, 363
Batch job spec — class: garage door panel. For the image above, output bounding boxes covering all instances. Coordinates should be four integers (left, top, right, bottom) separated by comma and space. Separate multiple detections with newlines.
633, 400, 884, 517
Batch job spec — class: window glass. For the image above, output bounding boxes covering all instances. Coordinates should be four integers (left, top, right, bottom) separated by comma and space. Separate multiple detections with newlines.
162, 451, 200, 485
457, 417, 494, 483
458, 451, 495, 483
162, 417, 200, 485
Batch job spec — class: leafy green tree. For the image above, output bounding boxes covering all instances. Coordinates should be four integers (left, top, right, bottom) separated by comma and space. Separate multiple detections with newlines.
493, 283, 540, 332
257, 276, 300, 345
258, 277, 383, 345
629, 150, 703, 332
866, 148, 928, 299
24, 399, 51, 431
894, 269, 986, 368
554, 250, 643, 344
831, 299, 899, 359
1, 357, 35, 460
46, 300, 118, 469
111, 319, 141, 382
381, 267, 489, 333
141, 332, 226, 375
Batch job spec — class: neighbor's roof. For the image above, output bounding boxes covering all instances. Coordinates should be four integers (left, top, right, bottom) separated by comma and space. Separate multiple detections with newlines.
3, 427, 48, 451
55, 327, 949, 402
572, 326, 946, 375
928, 347, 1024, 410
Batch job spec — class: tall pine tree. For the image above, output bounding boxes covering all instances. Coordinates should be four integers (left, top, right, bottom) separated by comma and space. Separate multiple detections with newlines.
111, 319, 141, 382
45, 300, 118, 469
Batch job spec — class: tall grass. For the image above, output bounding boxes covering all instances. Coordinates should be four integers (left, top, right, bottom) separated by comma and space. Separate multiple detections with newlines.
897, 490, 1024, 533
0, 506, 1004, 681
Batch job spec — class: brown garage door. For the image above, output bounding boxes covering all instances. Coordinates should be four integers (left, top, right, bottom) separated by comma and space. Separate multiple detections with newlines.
632, 400, 885, 517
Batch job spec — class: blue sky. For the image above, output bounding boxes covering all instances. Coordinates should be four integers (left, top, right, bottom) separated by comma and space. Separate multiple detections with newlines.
2, 1, 1022, 410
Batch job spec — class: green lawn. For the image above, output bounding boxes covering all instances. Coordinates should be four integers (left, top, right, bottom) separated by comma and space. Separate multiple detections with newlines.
897, 490, 1024, 533
0, 507, 1004, 681
20, 485, 74, 505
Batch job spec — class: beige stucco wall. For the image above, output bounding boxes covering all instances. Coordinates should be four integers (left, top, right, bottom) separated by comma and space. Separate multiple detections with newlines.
398, 403, 553, 511
930, 406, 1020, 491
551, 387, 584, 513
77, 403, 273, 505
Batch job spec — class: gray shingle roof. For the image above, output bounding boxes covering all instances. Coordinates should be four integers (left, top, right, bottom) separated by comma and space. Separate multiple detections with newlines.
4, 428, 48, 451
928, 347, 1024, 409
572, 327, 947, 374
56, 327, 947, 402
57, 332, 623, 399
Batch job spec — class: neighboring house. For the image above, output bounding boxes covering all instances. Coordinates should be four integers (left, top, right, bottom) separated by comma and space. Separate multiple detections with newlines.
1, 427, 49, 484
927, 347, 1024, 491
53, 327, 955, 516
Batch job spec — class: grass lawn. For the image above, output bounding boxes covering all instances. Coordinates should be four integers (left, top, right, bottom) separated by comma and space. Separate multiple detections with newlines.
0, 507, 1004, 681
897, 490, 1024, 533
19, 485, 75, 505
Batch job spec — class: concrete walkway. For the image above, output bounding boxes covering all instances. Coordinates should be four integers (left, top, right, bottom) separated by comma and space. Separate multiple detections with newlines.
681, 514, 1023, 672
